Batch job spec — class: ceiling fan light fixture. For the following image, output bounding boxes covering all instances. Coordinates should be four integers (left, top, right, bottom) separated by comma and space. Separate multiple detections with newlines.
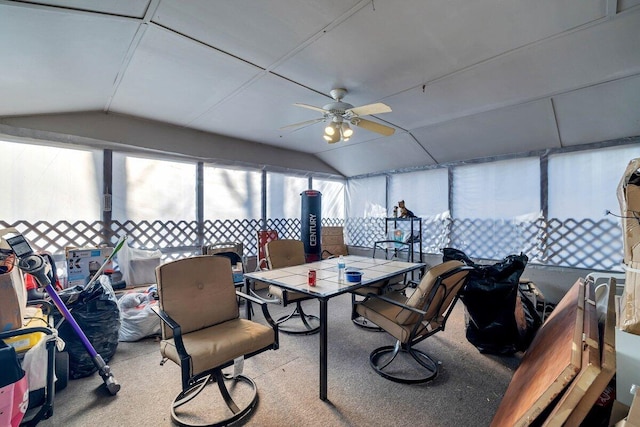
324, 123, 336, 136
324, 131, 340, 144
341, 122, 353, 138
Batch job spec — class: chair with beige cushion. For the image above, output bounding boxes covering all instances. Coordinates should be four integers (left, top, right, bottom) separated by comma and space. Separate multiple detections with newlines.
154, 255, 278, 427
350, 240, 413, 330
264, 239, 320, 335
354, 260, 471, 383
320, 226, 349, 259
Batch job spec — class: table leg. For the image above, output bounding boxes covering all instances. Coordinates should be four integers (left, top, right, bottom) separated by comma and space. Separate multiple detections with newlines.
245, 278, 252, 320
319, 298, 328, 401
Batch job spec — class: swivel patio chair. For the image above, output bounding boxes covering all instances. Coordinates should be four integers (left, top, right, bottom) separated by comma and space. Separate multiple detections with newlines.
320, 226, 349, 259
263, 239, 320, 335
349, 240, 413, 330
354, 260, 471, 383
154, 255, 278, 427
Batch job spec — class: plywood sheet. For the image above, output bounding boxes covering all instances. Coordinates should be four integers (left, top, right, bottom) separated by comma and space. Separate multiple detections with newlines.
543, 280, 600, 426
491, 279, 584, 427
564, 277, 618, 426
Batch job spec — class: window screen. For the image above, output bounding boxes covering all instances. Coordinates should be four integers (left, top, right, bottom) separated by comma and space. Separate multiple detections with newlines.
0, 139, 102, 222
266, 172, 308, 219
389, 169, 449, 218
204, 165, 261, 220
346, 175, 386, 218
548, 145, 640, 220
453, 158, 540, 219
112, 153, 195, 222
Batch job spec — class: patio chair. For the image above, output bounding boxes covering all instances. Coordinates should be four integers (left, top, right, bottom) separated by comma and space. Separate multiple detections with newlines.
154, 255, 278, 427
321, 226, 349, 259
349, 240, 413, 330
354, 260, 471, 383
263, 239, 320, 335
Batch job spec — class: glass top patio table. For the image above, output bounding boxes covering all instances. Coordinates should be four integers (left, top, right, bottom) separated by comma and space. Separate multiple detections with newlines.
243, 255, 426, 401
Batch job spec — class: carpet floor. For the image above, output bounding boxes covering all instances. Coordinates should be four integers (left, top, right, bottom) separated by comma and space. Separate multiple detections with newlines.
36, 292, 521, 427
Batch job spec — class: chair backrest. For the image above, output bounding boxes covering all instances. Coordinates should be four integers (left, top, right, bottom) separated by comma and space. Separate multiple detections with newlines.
213, 251, 242, 267
155, 255, 238, 339
202, 241, 243, 257
265, 239, 306, 269
257, 230, 279, 270
396, 260, 468, 325
321, 226, 348, 258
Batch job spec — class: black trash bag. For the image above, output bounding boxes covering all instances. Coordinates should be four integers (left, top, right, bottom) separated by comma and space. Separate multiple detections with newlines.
52, 279, 120, 379
443, 248, 540, 355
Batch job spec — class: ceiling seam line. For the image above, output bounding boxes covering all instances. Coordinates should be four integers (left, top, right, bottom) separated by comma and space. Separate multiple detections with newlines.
104, 0, 161, 112
408, 132, 438, 164
1, 0, 145, 21
549, 98, 564, 148
103, 22, 150, 112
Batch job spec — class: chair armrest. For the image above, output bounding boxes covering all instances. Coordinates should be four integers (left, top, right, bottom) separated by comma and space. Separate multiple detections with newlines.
321, 250, 337, 259
363, 292, 428, 316
151, 306, 187, 357
236, 290, 279, 330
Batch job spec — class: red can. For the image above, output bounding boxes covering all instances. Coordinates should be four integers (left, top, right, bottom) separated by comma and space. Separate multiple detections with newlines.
308, 269, 316, 286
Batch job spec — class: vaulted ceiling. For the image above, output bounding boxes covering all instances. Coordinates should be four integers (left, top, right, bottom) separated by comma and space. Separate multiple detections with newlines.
1, 0, 639, 177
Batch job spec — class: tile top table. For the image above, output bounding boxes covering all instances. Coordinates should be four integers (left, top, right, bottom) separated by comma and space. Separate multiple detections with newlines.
244, 255, 426, 401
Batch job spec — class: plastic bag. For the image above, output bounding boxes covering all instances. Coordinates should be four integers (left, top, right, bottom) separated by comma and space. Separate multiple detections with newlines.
117, 240, 162, 287
52, 276, 120, 379
443, 248, 540, 354
117, 288, 161, 342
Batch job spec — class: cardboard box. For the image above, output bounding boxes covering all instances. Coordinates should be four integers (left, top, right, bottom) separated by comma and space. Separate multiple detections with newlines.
617, 158, 640, 265
0, 266, 26, 332
66, 247, 113, 287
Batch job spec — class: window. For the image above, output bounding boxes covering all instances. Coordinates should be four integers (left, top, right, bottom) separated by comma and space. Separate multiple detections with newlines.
204, 165, 261, 220
0, 139, 102, 222
548, 145, 640, 220
313, 178, 345, 220
453, 158, 540, 219
389, 169, 449, 218
112, 153, 195, 222
266, 172, 308, 219
346, 175, 386, 218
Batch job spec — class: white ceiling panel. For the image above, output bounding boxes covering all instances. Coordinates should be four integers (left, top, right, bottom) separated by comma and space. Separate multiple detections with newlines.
554, 75, 640, 146
0, 3, 139, 116
412, 99, 560, 163
621, 0, 640, 11
273, 0, 605, 105
152, 0, 361, 68
109, 24, 263, 125
385, 13, 640, 129
316, 133, 435, 176
383, 10, 640, 131
189, 73, 333, 153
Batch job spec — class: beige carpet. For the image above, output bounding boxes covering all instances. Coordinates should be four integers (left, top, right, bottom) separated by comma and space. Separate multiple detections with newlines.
36, 293, 520, 427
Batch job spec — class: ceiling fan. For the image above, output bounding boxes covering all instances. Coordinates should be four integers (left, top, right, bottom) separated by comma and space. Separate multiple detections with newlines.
281, 88, 395, 143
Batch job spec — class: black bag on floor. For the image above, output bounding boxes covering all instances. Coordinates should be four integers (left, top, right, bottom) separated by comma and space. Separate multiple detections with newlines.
52, 280, 120, 379
443, 248, 541, 355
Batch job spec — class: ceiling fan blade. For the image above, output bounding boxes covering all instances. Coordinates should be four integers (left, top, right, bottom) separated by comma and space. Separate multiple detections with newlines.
294, 103, 328, 114
352, 118, 395, 136
346, 102, 392, 117
279, 117, 325, 130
